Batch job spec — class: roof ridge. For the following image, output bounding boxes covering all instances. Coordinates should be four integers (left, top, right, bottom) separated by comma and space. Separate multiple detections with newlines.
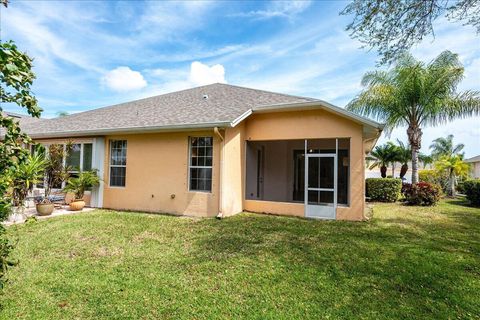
215, 83, 316, 102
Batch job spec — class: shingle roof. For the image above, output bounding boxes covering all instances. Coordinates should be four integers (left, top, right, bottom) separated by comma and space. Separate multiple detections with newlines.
17, 83, 315, 138
0, 111, 47, 137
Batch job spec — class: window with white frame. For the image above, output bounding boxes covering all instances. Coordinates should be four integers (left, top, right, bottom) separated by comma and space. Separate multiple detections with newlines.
189, 137, 213, 192
109, 140, 127, 187
34, 142, 93, 189
66, 143, 93, 178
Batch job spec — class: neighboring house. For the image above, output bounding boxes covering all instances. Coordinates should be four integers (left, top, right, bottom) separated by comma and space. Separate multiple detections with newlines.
465, 155, 480, 178
5, 83, 383, 220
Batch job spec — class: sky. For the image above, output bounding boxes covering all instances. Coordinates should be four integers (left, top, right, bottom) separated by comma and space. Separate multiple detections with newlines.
1, 0, 479, 157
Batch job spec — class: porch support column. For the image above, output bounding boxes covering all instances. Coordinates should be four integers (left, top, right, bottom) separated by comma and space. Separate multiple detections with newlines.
90, 137, 105, 208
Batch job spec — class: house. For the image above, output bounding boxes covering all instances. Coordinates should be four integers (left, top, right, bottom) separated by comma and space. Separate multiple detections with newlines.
8, 83, 383, 220
466, 155, 480, 178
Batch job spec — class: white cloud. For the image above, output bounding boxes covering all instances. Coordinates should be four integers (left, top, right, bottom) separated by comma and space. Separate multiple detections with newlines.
233, 0, 312, 20
102, 67, 147, 92
189, 61, 227, 86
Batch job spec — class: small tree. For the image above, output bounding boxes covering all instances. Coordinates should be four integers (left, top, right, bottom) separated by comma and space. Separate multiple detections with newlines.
367, 143, 397, 178
435, 155, 470, 196
42, 144, 72, 202
429, 134, 465, 160
390, 140, 411, 179
63, 171, 100, 201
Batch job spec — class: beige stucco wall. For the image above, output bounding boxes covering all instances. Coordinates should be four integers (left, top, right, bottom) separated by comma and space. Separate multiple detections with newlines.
102, 131, 220, 217
238, 109, 366, 221
220, 123, 245, 216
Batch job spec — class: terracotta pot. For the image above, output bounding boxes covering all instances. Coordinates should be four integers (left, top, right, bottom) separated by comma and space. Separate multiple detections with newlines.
36, 203, 54, 216
69, 200, 85, 211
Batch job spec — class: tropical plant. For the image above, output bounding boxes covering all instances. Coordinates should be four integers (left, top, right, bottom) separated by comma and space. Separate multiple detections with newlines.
42, 143, 72, 202
63, 171, 100, 201
1, 4, 42, 290
435, 155, 470, 197
388, 140, 411, 179
429, 134, 465, 160
347, 51, 480, 184
367, 143, 397, 178
12, 154, 46, 207
418, 153, 434, 169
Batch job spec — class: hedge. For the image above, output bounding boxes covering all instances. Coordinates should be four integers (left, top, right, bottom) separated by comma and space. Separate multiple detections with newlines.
366, 178, 402, 202
464, 179, 480, 207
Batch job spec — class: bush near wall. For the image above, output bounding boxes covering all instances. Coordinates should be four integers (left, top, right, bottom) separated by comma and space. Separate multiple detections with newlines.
464, 179, 480, 207
404, 182, 442, 206
366, 178, 402, 202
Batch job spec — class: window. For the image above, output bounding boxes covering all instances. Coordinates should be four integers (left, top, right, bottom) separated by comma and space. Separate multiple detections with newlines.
189, 137, 213, 192
109, 140, 127, 187
66, 143, 93, 178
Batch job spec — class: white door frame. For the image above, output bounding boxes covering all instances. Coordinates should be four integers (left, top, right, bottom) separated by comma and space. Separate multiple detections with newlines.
304, 139, 338, 219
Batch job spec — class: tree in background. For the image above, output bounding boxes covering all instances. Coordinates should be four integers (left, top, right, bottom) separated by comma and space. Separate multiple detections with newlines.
56, 111, 69, 117
435, 155, 470, 196
429, 134, 465, 159
342, 0, 480, 64
390, 140, 411, 179
367, 143, 397, 178
347, 51, 480, 184
0, 1, 42, 289
418, 153, 434, 169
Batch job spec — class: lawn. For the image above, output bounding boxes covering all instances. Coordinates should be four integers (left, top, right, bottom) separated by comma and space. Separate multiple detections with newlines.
1, 199, 479, 319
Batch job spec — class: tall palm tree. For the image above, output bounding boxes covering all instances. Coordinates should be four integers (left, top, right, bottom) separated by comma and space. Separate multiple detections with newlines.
429, 134, 465, 160
367, 143, 397, 178
347, 51, 480, 183
435, 155, 470, 197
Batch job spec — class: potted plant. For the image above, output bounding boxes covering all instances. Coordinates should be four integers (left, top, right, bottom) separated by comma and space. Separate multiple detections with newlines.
10, 154, 46, 221
36, 143, 71, 216
63, 170, 100, 211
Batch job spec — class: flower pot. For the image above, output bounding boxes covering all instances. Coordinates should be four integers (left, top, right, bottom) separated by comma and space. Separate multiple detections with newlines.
69, 200, 85, 211
36, 203, 54, 216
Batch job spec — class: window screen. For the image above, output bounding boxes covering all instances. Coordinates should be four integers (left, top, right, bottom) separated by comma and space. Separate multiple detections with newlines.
189, 137, 213, 192
109, 140, 127, 187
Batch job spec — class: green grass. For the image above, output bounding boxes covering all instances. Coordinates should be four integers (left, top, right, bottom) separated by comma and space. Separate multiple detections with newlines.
2, 199, 480, 319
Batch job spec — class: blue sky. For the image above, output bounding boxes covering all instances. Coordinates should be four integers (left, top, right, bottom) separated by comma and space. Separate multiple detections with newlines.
1, 0, 479, 157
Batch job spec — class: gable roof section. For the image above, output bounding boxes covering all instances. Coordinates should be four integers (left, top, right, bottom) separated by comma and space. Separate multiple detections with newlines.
7, 83, 383, 139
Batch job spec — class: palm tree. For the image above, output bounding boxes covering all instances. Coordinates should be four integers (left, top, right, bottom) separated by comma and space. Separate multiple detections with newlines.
347, 51, 480, 184
392, 140, 411, 179
429, 134, 465, 160
418, 153, 434, 169
367, 143, 397, 178
435, 155, 470, 197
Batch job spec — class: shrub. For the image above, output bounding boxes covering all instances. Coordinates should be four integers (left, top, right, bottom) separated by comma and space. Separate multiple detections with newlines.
404, 182, 441, 206
463, 179, 480, 207
419, 169, 448, 193
366, 178, 402, 202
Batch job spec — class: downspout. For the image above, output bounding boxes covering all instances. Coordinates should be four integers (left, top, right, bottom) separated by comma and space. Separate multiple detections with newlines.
214, 127, 225, 218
